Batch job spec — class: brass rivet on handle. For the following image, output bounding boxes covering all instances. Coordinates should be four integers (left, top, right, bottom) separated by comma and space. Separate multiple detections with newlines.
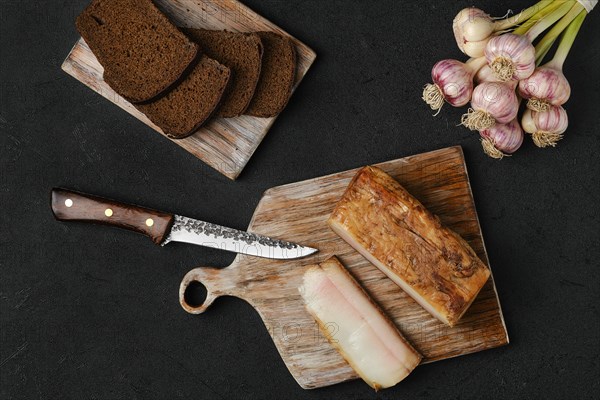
65, 199, 73, 207
145, 218, 154, 227
105, 208, 113, 217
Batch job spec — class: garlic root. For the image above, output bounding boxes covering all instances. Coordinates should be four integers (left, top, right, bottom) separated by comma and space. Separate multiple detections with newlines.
527, 98, 552, 112
490, 57, 516, 82
532, 131, 563, 147
461, 108, 496, 131
481, 138, 508, 159
422, 84, 445, 115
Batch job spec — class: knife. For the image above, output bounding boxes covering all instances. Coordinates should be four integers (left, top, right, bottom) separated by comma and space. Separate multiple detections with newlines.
50, 188, 318, 260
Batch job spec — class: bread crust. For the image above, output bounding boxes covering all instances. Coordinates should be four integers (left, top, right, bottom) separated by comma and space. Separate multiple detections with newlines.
245, 32, 296, 118
184, 29, 264, 118
76, 0, 199, 103
134, 56, 230, 139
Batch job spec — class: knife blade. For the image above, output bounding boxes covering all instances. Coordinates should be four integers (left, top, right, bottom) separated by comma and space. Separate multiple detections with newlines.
51, 188, 318, 260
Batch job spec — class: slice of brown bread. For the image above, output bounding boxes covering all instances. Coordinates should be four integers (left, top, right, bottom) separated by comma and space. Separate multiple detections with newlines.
184, 29, 263, 118
134, 56, 231, 139
245, 32, 297, 118
76, 0, 199, 103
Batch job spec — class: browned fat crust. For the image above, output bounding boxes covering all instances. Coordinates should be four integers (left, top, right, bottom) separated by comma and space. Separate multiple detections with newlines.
184, 29, 263, 118
245, 32, 296, 118
328, 166, 491, 327
76, 0, 199, 103
134, 56, 230, 139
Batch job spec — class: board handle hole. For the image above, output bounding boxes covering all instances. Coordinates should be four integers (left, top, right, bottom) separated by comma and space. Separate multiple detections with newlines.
183, 280, 208, 308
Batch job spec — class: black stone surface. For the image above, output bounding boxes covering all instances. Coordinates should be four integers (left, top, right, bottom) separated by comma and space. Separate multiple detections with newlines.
1, 1, 599, 399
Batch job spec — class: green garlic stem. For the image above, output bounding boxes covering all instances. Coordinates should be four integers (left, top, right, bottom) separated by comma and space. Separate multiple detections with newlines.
536, 41, 555, 66
495, 0, 554, 31
535, 3, 586, 68
525, 0, 576, 41
549, 10, 587, 70
513, 0, 565, 36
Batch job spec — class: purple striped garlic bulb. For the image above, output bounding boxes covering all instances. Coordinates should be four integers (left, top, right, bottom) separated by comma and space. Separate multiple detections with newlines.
521, 106, 569, 148
518, 65, 571, 112
479, 119, 524, 159
422, 58, 486, 114
461, 81, 519, 131
485, 33, 536, 82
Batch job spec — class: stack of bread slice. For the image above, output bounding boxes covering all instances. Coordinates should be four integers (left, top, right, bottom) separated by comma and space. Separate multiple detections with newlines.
76, 0, 297, 139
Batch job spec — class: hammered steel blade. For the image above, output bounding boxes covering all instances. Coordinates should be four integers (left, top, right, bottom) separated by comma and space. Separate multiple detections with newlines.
162, 215, 318, 260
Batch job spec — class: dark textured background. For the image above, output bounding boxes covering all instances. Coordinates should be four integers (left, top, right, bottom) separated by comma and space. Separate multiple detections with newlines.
1, 0, 599, 398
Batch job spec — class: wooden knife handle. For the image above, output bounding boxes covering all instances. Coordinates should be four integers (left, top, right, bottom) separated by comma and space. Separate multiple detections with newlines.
51, 188, 175, 245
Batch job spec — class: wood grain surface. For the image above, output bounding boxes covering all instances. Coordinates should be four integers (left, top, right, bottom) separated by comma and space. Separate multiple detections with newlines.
178, 146, 509, 389
61, 0, 316, 180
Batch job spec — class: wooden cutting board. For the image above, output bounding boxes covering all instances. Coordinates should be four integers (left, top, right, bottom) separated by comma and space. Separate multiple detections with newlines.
179, 146, 509, 389
61, 0, 316, 180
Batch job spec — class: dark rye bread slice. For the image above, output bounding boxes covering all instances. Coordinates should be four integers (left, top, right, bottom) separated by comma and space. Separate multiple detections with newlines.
245, 32, 297, 118
76, 0, 199, 103
183, 29, 263, 118
134, 56, 230, 139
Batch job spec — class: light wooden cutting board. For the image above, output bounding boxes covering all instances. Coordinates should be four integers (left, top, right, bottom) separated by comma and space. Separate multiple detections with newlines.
62, 0, 316, 180
179, 146, 509, 389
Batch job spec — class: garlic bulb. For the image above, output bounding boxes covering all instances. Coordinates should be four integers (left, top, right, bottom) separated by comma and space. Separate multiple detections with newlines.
519, 65, 571, 112
520, 108, 537, 133
484, 34, 536, 82
453, 8, 495, 57
480, 119, 524, 159
522, 106, 569, 148
422, 58, 486, 114
453, 1, 557, 57
463, 37, 493, 58
461, 81, 519, 131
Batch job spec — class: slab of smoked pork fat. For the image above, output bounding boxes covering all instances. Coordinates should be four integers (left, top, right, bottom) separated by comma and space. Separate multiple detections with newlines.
328, 166, 490, 327
299, 256, 421, 390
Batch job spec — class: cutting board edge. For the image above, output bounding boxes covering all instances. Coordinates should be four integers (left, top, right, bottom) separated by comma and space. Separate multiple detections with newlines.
459, 148, 510, 345
255, 145, 464, 203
